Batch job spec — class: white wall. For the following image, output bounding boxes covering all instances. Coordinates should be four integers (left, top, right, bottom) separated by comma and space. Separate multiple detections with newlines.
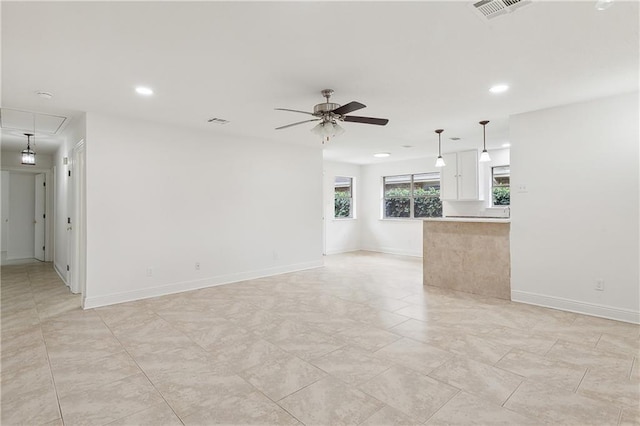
510, 92, 639, 323
1, 151, 54, 262
83, 112, 323, 308
7, 172, 35, 259
360, 157, 442, 257
323, 161, 361, 255
53, 114, 86, 282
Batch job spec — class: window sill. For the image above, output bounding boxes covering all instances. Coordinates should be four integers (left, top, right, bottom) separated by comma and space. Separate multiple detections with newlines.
332, 218, 357, 221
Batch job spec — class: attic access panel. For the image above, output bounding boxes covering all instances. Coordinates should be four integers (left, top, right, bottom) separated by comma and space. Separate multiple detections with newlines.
0, 108, 67, 135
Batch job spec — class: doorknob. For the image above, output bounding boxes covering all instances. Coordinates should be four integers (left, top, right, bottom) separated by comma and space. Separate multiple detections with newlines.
67, 226, 72, 231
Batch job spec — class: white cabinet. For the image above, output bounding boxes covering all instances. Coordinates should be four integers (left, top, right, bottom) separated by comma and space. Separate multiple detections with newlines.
440, 150, 484, 201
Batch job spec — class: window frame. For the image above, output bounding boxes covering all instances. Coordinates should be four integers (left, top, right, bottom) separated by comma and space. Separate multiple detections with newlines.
334, 176, 355, 219
382, 172, 441, 219
491, 165, 510, 207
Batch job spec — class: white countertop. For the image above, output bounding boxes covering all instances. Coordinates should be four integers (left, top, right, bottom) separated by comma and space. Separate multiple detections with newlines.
424, 217, 511, 223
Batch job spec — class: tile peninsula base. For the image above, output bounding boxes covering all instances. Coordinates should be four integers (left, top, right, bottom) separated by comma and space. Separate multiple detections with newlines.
423, 220, 511, 300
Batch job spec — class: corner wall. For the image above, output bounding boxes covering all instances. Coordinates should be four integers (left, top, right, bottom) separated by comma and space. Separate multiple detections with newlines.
84, 113, 323, 308
53, 113, 86, 283
360, 157, 441, 257
510, 92, 639, 323
323, 161, 361, 255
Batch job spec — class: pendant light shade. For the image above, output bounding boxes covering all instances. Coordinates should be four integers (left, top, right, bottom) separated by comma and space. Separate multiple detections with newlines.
479, 120, 491, 163
21, 133, 36, 166
434, 129, 445, 168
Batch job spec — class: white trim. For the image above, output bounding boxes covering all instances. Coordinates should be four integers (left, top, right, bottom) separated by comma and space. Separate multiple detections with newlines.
83, 259, 324, 309
53, 262, 69, 286
325, 248, 361, 255
511, 290, 640, 325
360, 246, 422, 258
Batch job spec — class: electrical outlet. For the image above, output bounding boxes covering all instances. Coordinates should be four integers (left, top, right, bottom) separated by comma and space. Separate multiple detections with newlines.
146, 267, 153, 277
595, 279, 605, 291
195, 262, 200, 270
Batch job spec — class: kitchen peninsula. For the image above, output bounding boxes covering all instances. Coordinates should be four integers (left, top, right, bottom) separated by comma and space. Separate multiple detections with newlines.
423, 218, 511, 300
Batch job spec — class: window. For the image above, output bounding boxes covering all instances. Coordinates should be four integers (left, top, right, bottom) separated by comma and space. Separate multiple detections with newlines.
492, 166, 510, 206
383, 173, 442, 218
334, 176, 353, 218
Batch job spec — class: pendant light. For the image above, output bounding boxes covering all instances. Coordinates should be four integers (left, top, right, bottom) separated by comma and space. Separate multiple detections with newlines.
434, 129, 445, 167
479, 120, 491, 162
21, 133, 36, 165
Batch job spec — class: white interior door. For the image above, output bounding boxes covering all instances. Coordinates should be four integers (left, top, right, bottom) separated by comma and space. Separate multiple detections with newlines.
34, 173, 46, 261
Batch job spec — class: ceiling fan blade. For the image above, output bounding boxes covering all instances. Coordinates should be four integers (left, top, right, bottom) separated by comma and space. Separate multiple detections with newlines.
275, 108, 315, 116
275, 118, 320, 130
331, 101, 366, 116
343, 116, 389, 126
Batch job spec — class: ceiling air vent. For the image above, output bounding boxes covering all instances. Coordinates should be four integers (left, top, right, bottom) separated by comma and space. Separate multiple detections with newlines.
471, 0, 532, 20
207, 117, 230, 125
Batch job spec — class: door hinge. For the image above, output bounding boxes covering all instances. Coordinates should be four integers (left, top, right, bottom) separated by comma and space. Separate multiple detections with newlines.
67, 217, 71, 224
43, 181, 46, 187
42, 246, 45, 251
68, 170, 71, 177
66, 265, 70, 271
43, 214, 46, 219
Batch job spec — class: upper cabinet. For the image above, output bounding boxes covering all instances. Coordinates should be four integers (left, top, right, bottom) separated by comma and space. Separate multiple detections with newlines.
440, 150, 484, 201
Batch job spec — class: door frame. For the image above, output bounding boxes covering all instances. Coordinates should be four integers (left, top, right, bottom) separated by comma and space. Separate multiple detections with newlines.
1, 166, 53, 262
67, 139, 86, 302
34, 173, 46, 261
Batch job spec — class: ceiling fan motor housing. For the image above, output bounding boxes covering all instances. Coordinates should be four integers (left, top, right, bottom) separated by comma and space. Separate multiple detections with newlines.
314, 102, 341, 115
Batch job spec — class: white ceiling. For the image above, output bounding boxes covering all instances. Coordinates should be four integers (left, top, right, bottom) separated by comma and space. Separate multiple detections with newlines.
1, 1, 638, 163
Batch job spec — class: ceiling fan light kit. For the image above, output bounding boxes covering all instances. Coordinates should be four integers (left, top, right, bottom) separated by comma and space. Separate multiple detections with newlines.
275, 89, 389, 143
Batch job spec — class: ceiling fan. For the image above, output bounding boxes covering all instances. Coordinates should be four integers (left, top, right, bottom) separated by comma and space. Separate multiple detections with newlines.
275, 89, 389, 142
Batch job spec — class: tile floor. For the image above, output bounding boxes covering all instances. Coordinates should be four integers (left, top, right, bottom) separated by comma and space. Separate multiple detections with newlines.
1, 251, 639, 425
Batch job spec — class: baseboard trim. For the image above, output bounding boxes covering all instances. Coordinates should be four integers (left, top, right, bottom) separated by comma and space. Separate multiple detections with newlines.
511, 290, 640, 324
53, 262, 68, 286
360, 246, 422, 258
83, 259, 324, 309
325, 248, 361, 255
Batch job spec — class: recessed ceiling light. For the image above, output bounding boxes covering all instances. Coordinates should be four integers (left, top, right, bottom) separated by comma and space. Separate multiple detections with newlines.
449, 137, 461, 141
135, 86, 154, 96
502, 143, 511, 148
595, 0, 614, 10
489, 84, 509, 94
401, 145, 413, 149
374, 152, 390, 158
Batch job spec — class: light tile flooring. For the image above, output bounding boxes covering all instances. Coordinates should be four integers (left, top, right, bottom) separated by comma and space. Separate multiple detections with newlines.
1, 252, 639, 425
